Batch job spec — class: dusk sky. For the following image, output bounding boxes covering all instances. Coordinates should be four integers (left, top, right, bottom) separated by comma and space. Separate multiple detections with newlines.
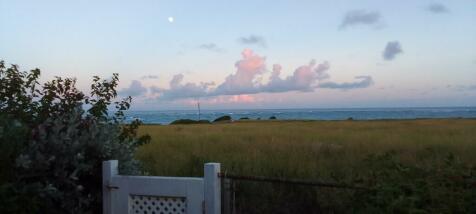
1, 0, 475, 110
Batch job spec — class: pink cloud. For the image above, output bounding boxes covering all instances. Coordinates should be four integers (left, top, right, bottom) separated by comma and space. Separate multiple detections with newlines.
229, 94, 256, 103
148, 49, 373, 100
183, 94, 257, 106
212, 48, 266, 95
263, 60, 330, 92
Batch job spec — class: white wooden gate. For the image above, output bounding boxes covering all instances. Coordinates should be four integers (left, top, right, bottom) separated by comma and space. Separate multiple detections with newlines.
102, 160, 221, 214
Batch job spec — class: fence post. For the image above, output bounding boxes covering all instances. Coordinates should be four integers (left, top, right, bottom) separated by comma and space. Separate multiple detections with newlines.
222, 178, 231, 214
204, 163, 221, 214
103, 160, 118, 214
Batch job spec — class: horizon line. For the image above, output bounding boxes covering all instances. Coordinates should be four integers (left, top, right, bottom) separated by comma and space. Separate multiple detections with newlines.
126, 105, 476, 112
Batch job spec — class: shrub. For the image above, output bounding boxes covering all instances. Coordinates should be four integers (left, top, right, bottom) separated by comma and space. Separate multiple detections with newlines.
198, 120, 212, 124
170, 119, 211, 125
352, 151, 476, 213
213, 115, 232, 122
0, 60, 149, 213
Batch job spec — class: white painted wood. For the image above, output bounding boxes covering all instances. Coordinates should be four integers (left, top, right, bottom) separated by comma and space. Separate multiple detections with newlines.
204, 163, 221, 214
103, 160, 221, 214
102, 160, 118, 214
111, 175, 204, 214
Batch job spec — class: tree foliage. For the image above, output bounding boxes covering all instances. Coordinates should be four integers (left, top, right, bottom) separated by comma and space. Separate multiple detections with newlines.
0, 60, 150, 213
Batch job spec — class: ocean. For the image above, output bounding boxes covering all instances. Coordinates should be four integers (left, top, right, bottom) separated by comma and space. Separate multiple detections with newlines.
125, 107, 476, 125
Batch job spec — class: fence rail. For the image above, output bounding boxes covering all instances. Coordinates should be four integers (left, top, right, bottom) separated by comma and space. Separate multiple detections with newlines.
218, 172, 369, 190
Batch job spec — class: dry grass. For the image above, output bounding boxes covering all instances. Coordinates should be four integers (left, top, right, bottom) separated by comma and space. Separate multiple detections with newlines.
136, 119, 476, 179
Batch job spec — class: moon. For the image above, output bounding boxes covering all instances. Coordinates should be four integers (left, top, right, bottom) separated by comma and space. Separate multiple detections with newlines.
168, 17, 174, 23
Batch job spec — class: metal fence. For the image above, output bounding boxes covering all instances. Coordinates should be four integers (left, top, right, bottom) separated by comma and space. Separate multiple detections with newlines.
219, 172, 368, 214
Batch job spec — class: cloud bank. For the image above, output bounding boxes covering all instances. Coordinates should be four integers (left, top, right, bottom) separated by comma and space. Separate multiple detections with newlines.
427, 3, 449, 14
141, 75, 158, 80
340, 10, 382, 29
318, 76, 373, 89
447, 84, 476, 91
238, 35, 267, 47
382, 41, 403, 61
198, 43, 225, 53
151, 74, 214, 100
146, 49, 374, 100
119, 80, 148, 96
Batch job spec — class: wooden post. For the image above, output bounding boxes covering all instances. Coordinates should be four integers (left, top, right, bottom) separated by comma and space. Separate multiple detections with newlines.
204, 163, 221, 214
103, 160, 118, 214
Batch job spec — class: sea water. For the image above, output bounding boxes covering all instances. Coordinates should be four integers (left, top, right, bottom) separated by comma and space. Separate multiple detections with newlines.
124, 107, 476, 124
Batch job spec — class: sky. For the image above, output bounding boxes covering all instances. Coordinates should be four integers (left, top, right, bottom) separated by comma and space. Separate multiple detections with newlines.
1, 0, 475, 110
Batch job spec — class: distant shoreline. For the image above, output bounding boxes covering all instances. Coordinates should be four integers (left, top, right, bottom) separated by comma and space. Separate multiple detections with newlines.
138, 117, 476, 126
126, 107, 476, 125
129, 106, 476, 112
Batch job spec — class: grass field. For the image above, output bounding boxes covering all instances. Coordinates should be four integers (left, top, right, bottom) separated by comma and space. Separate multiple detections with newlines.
137, 119, 476, 178
136, 119, 476, 212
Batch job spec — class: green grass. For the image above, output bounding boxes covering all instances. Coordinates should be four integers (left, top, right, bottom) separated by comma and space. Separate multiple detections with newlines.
137, 119, 476, 178
136, 119, 476, 213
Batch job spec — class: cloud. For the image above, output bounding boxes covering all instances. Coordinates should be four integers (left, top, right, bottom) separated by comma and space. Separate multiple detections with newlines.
382, 41, 403, 61
152, 74, 214, 100
152, 49, 374, 100
198, 43, 225, 53
119, 80, 147, 96
238, 35, 266, 47
212, 49, 266, 95
141, 75, 158, 80
208, 95, 257, 104
447, 84, 476, 91
318, 76, 374, 89
427, 3, 449, 14
340, 10, 382, 29
262, 60, 330, 93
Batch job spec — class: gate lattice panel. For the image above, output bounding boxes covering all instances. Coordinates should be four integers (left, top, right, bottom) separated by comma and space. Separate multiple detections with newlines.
129, 195, 186, 214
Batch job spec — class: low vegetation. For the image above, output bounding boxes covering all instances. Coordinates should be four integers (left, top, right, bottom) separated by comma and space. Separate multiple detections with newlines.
213, 115, 232, 122
137, 119, 476, 213
170, 119, 211, 125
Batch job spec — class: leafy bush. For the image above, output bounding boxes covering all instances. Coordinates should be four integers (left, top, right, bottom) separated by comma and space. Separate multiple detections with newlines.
0, 60, 149, 213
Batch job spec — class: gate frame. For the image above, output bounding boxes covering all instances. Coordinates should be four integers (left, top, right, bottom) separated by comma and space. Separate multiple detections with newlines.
102, 160, 220, 214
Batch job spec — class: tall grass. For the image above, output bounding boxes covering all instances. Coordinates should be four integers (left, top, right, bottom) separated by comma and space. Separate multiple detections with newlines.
137, 119, 476, 179
136, 119, 476, 212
